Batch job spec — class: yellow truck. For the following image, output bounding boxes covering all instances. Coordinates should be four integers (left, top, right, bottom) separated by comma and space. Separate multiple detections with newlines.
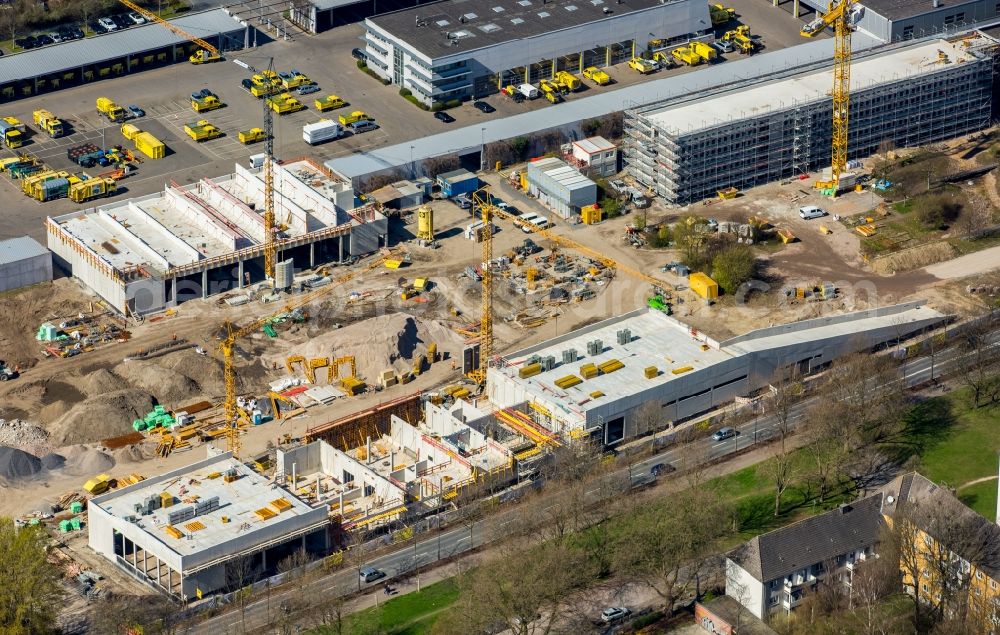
32, 109, 64, 138
314, 95, 347, 111
238, 128, 266, 144
338, 110, 372, 126
184, 120, 223, 142
538, 80, 563, 103
121, 123, 142, 141
69, 177, 116, 203
0, 117, 25, 148
192, 94, 224, 113
652, 51, 677, 69
671, 46, 702, 66
554, 71, 581, 92
628, 57, 657, 74
266, 93, 306, 115
190, 49, 222, 65
279, 71, 312, 89
709, 3, 735, 25
96, 97, 127, 123
690, 41, 718, 62
582, 67, 611, 86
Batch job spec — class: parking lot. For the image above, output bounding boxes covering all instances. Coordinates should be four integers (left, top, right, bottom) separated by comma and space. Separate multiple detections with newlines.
0, 0, 817, 243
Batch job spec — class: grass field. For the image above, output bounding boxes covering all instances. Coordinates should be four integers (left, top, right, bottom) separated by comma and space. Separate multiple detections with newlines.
911, 390, 1000, 519
312, 578, 457, 635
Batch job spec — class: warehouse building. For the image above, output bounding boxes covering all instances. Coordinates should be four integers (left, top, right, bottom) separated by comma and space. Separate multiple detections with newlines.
46, 158, 387, 316
623, 35, 995, 204
801, 0, 1000, 42
289, 0, 440, 33
0, 236, 52, 293
487, 302, 944, 444
87, 452, 330, 600
525, 157, 597, 219
363, 0, 711, 106
0, 9, 248, 103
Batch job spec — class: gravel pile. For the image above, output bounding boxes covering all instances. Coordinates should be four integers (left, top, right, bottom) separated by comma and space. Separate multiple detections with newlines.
0, 419, 50, 455
0, 447, 42, 481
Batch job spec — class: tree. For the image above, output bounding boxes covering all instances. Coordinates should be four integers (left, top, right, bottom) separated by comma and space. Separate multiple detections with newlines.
225, 553, 258, 634
673, 217, 714, 272
958, 313, 1000, 409
711, 243, 758, 295
0, 519, 64, 634
763, 375, 800, 517
612, 489, 728, 615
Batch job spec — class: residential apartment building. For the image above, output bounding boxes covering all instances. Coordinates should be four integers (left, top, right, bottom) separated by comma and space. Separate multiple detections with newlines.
725, 495, 884, 618
879, 472, 1000, 629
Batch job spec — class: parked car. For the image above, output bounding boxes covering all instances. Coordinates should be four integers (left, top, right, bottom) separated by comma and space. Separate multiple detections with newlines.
434, 111, 455, 123
359, 566, 385, 583
348, 119, 378, 134
14, 36, 37, 48
35, 34, 53, 46
799, 205, 827, 220
650, 463, 667, 477
128, 12, 146, 25
351, 47, 367, 60
296, 83, 321, 95
70, 26, 85, 39
127, 105, 145, 118
112, 14, 132, 30
98, 17, 118, 31
452, 195, 472, 209
473, 100, 495, 113
601, 607, 632, 623
712, 427, 738, 441
48, 32, 63, 43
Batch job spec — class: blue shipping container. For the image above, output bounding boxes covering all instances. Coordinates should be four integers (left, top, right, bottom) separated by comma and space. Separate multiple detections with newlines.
437, 169, 478, 198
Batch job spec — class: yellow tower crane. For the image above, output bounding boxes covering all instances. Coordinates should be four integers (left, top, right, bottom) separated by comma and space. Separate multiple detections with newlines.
468, 186, 673, 385
117, 0, 221, 64
801, 0, 856, 195
219, 252, 398, 457
234, 57, 278, 280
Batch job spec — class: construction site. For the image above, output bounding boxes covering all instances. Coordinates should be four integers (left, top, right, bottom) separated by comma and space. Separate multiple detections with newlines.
624, 34, 997, 203
46, 157, 387, 316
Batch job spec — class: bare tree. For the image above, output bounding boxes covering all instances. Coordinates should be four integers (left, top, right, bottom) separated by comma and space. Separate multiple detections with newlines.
276, 547, 314, 594
849, 554, 906, 635
763, 375, 800, 517
958, 314, 1000, 409
225, 554, 258, 635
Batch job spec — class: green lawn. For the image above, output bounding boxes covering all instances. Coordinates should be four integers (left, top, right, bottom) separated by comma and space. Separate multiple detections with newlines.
312, 578, 458, 635
911, 391, 1000, 519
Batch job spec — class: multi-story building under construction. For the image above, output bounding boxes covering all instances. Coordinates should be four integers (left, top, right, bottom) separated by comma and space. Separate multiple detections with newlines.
624, 35, 996, 204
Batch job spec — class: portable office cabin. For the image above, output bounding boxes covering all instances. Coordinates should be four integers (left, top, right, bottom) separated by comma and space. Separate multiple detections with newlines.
436, 169, 479, 198
0, 236, 52, 293
572, 136, 619, 177
525, 157, 597, 219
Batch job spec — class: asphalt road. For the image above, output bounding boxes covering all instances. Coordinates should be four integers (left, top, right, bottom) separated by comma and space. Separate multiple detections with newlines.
186, 334, 991, 634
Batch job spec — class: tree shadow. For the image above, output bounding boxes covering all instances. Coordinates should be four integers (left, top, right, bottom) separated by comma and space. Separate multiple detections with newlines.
885, 396, 956, 465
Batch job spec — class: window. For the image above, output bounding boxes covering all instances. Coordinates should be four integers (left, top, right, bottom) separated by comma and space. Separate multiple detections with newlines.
978, 571, 985, 580
944, 14, 956, 25
770, 594, 779, 605
903, 25, 914, 40
924, 534, 933, 547
991, 580, 997, 590
956, 12, 965, 22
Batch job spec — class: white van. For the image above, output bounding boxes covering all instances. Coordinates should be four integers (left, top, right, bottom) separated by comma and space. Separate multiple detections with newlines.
349, 119, 378, 134
518, 83, 539, 99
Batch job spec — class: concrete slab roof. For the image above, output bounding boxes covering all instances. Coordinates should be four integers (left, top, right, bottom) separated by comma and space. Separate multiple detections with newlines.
0, 236, 48, 265
862, 0, 978, 21
644, 38, 981, 135
499, 309, 734, 412
93, 455, 315, 558
721, 304, 945, 356
0, 9, 244, 85
326, 32, 884, 180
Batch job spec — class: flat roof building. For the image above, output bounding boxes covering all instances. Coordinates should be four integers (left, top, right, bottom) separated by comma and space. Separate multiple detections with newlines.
46, 158, 387, 315
0, 236, 52, 293
87, 452, 329, 600
363, 0, 711, 106
525, 157, 598, 219
488, 302, 944, 444
0, 9, 248, 103
571, 136, 618, 177
801, 0, 999, 42
624, 36, 995, 203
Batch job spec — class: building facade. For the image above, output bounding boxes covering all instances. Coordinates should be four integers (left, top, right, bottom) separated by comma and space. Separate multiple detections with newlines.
624, 36, 995, 204
571, 136, 619, 177
799, 0, 1000, 42
363, 0, 711, 106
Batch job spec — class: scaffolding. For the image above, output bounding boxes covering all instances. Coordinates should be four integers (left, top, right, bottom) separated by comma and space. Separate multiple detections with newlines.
624, 36, 995, 203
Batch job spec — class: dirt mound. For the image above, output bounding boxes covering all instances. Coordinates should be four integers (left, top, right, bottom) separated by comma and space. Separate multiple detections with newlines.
40, 453, 65, 470
113, 349, 225, 407
82, 368, 122, 397
0, 447, 42, 481
269, 313, 463, 382
60, 445, 114, 475
48, 390, 155, 445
